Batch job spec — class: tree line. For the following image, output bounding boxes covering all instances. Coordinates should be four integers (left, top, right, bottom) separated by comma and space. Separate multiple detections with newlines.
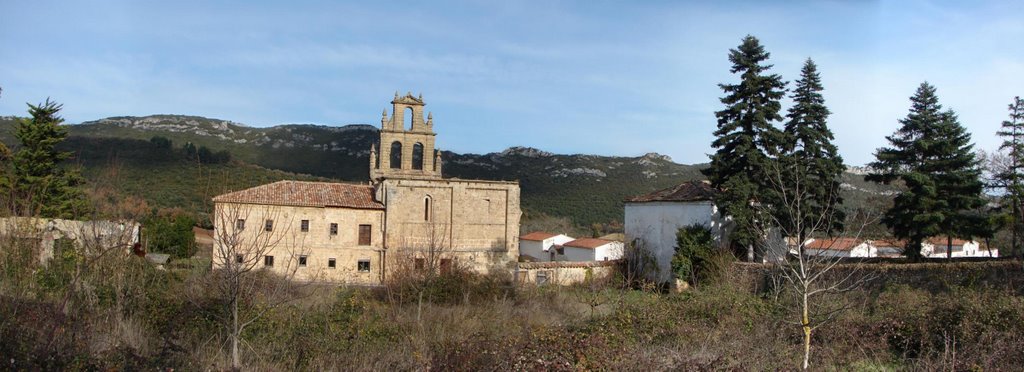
704, 35, 1021, 260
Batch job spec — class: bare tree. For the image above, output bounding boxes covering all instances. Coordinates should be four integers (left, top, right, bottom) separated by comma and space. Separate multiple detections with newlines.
208, 202, 313, 370
386, 217, 455, 320
757, 160, 875, 370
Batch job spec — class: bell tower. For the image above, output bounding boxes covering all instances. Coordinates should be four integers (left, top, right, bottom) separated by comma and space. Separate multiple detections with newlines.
370, 91, 442, 181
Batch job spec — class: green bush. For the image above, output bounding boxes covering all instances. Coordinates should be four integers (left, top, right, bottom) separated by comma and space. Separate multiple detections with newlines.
671, 224, 727, 286
144, 213, 196, 259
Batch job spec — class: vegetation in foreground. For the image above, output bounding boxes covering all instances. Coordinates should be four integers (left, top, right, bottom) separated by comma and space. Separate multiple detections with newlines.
2, 242, 1022, 371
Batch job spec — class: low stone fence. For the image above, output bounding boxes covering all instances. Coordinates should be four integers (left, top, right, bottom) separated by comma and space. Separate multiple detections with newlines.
515, 260, 620, 286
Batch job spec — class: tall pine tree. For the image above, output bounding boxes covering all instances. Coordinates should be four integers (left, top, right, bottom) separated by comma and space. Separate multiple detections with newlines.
8, 99, 90, 218
778, 59, 845, 246
996, 96, 1024, 257
867, 83, 985, 259
702, 35, 786, 261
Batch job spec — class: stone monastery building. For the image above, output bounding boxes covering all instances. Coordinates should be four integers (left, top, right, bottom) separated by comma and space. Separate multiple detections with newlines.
212, 93, 522, 284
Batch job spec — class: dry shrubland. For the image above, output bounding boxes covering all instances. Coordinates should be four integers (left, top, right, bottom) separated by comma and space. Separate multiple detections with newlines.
1, 238, 1023, 370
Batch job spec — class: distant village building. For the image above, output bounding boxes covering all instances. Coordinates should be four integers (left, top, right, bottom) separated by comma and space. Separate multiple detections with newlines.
796, 236, 998, 258
561, 238, 624, 262
623, 180, 726, 283
801, 238, 875, 258
211, 93, 522, 284
518, 232, 574, 262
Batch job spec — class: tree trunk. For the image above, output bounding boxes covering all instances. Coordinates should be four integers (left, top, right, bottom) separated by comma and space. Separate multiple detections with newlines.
232, 299, 240, 370
747, 244, 754, 262
802, 290, 811, 370
946, 236, 952, 259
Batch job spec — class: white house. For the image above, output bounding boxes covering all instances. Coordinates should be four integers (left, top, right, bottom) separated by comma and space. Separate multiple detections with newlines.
922, 237, 997, 258
518, 231, 574, 262
798, 236, 998, 258
801, 237, 875, 258
560, 238, 624, 262
624, 180, 724, 283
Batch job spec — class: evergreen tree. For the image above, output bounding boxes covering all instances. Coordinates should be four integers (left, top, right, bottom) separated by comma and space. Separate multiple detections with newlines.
778, 59, 845, 244
9, 99, 90, 218
702, 35, 787, 260
867, 83, 985, 259
995, 96, 1024, 257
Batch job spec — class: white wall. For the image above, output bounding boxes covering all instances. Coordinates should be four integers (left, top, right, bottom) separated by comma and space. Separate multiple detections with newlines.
519, 234, 574, 262
624, 201, 720, 283
595, 241, 624, 261
519, 240, 548, 261
561, 246, 595, 262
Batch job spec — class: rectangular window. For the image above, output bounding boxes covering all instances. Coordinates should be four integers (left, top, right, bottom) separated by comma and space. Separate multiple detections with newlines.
330, 223, 338, 236
235, 254, 243, 263
298, 255, 307, 267
328, 258, 336, 268
358, 259, 370, 272
440, 258, 452, 274
301, 220, 309, 232
414, 258, 425, 271
264, 255, 274, 267
236, 219, 245, 230
264, 219, 274, 232
358, 224, 371, 245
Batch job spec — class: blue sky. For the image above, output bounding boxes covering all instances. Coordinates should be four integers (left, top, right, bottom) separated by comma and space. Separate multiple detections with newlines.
1, 1, 1022, 166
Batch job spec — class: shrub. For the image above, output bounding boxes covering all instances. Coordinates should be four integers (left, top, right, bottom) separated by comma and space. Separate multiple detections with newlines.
671, 224, 727, 286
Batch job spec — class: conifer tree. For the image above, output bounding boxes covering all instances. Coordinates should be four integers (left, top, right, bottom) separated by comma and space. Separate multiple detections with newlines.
702, 35, 786, 260
778, 59, 844, 245
867, 83, 985, 259
996, 96, 1024, 257
9, 99, 90, 218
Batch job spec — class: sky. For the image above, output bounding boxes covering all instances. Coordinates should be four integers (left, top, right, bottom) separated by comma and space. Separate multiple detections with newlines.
1, 1, 1022, 166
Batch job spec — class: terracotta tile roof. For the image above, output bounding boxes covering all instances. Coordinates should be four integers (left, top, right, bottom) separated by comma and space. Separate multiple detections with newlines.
805, 238, 864, 251
625, 180, 715, 203
520, 231, 559, 241
213, 181, 384, 210
926, 236, 970, 246
871, 239, 907, 248
563, 238, 614, 249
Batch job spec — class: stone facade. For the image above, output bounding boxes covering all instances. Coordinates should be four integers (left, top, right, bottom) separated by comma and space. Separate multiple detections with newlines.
212, 93, 521, 284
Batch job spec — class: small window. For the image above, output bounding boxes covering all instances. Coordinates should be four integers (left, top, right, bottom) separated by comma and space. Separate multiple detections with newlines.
301, 220, 309, 232
328, 258, 336, 268
236, 219, 245, 230
440, 258, 452, 274
264, 219, 274, 232
298, 255, 307, 267
235, 254, 243, 263
424, 197, 431, 221
264, 255, 274, 267
414, 258, 425, 270
358, 224, 371, 245
536, 271, 549, 285
358, 259, 371, 272
330, 223, 338, 236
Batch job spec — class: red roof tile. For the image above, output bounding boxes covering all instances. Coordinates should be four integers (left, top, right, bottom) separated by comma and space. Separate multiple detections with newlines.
926, 236, 970, 246
520, 232, 559, 241
625, 180, 715, 203
213, 181, 384, 210
563, 238, 614, 249
805, 238, 864, 251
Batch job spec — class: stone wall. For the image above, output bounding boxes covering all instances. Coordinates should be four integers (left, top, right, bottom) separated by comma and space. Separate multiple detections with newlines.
380, 178, 521, 274
515, 260, 620, 286
212, 202, 386, 285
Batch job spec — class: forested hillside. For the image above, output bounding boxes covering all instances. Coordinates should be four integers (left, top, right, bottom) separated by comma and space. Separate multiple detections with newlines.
0, 115, 896, 227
